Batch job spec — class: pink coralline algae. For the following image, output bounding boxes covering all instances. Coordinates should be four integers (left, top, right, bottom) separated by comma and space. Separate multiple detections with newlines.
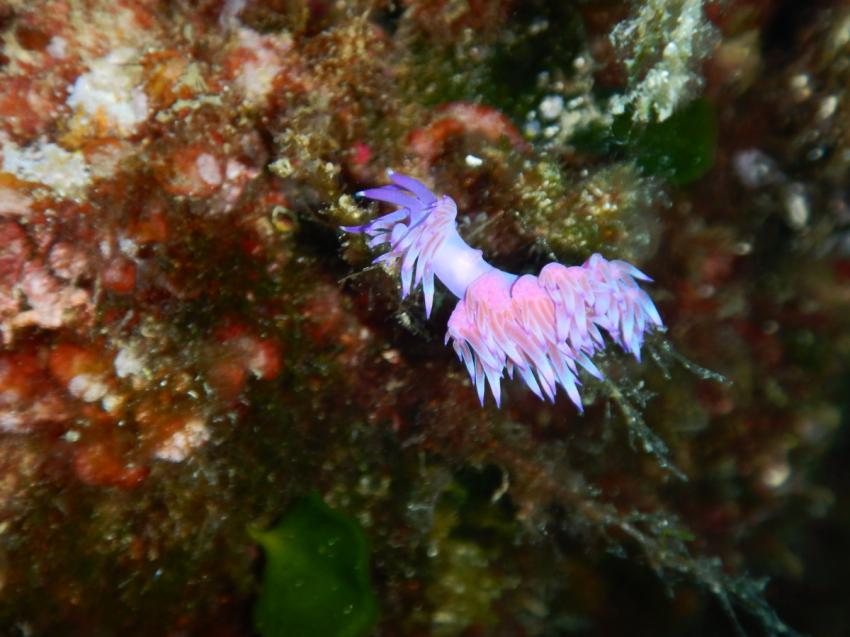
345, 173, 664, 409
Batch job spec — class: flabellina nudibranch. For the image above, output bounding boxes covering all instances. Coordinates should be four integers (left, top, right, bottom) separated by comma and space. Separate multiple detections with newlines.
343, 171, 663, 410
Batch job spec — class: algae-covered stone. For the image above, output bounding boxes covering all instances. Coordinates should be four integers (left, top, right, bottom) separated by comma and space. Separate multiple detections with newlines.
251, 493, 378, 637
609, 0, 718, 123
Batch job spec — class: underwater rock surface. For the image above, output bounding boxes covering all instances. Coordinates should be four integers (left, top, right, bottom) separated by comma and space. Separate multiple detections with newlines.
0, 0, 848, 635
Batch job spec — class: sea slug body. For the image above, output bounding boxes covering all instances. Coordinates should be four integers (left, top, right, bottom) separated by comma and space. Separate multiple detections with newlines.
343, 172, 663, 409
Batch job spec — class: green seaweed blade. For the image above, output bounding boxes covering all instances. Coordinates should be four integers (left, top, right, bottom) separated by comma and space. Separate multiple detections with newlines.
251, 493, 378, 637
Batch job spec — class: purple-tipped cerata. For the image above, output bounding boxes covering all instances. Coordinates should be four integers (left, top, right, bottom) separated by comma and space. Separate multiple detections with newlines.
344, 171, 664, 409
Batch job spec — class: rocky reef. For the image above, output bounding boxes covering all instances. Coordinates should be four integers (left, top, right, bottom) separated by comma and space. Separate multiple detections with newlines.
0, 1, 848, 635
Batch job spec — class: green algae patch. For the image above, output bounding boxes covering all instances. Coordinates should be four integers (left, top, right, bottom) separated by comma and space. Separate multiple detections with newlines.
250, 494, 378, 637
630, 98, 717, 185
572, 99, 717, 186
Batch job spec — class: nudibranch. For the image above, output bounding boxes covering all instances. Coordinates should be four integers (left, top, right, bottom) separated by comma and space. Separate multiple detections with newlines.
343, 171, 663, 409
